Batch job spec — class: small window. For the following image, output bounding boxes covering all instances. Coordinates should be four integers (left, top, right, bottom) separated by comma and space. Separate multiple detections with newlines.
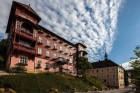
36, 61, 41, 68
53, 64, 57, 69
19, 56, 28, 64
38, 37, 42, 43
65, 49, 68, 53
107, 75, 109, 78
97, 70, 98, 73
46, 51, 50, 57
60, 46, 62, 51
46, 63, 50, 69
113, 75, 115, 78
16, 21, 20, 30
47, 40, 50, 46
38, 48, 42, 54
53, 54, 57, 59
54, 43, 56, 48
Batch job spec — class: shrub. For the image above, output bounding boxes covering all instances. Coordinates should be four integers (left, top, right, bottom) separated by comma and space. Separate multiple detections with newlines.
48, 88, 58, 93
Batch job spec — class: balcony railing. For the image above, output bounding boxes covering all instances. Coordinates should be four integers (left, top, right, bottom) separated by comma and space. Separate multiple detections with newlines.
13, 43, 35, 54
14, 29, 37, 41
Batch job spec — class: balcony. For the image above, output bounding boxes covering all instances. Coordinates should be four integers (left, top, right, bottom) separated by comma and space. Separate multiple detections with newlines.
13, 43, 35, 54
14, 29, 37, 41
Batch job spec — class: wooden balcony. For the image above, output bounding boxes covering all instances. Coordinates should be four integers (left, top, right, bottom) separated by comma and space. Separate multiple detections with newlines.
13, 43, 35, 54
14, 29, 37, 41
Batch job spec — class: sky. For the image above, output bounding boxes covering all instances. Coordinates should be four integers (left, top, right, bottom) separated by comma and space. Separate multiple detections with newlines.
0, 0, 140, 67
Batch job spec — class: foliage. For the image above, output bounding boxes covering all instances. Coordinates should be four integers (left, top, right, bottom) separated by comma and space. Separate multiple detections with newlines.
131, 46, 140, 87
11, 67, 27, 73
77, 57, 92, 76
0, 73, 106, 93
0, 88, 16, 93
0, 56, 4, 64
0, 39, 7, 64
48, 88, 58, 93
0, 39, 7, 57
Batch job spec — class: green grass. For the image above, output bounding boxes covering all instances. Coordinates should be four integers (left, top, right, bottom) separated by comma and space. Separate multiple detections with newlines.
0, 73, 107, 93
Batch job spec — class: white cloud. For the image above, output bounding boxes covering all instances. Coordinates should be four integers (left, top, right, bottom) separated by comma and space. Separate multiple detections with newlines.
0, 0, 124, 61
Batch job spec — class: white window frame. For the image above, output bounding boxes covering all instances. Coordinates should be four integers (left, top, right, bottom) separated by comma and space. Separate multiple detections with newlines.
19, 56, 28, 64
38, 48, 42, 54
53, 54, 57, 59
47, 40, 50, 46
60, 46, 62, 51
54, 43, 56, 48
65, 48, 68, 53
38, 37, 42, 43
46, 51, 50, 57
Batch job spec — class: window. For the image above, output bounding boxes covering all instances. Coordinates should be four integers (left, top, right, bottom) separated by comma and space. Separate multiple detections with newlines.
65, 49, 68, 53
60, 46, 63, 51
38, 48, 42, 54
19, 56, 28, 64
53, 64, 57, 69
97, 70, 98, 73
113, 75, 115, 78
46, 63, 50, 69
36, 61, 41, 68
69, 58, 72, 63
16, 21, 20, 30
47, 40, 50, 46
46, 51, 50, 57
54, 43, 56, 49
33, 30, 37, 37
38, 37, 42, 43
107, 75, 109, 78
53, 54, 57, 59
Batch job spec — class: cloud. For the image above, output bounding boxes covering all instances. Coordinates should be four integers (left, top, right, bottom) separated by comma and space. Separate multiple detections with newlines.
0, 0, 124, 61
121, 60, 134, 70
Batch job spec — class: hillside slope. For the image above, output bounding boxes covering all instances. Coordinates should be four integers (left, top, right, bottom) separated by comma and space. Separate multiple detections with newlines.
0, 73, 106, 93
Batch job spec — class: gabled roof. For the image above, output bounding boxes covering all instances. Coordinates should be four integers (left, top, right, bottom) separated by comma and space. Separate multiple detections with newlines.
13, 1, 40, 19
92, 59, 119, 68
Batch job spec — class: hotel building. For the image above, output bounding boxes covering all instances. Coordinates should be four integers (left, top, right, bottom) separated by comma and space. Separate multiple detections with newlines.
5, 1, 87, 75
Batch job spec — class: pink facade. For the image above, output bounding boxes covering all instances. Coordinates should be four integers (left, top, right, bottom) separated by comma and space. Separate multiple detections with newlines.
6, 1, 87, 75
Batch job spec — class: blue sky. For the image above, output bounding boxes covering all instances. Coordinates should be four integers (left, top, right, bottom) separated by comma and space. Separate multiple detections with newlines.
0, 0, 140, 67
110, 0, 140, 64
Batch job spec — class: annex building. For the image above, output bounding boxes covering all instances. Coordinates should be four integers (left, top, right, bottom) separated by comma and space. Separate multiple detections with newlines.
87, 53, 125, 89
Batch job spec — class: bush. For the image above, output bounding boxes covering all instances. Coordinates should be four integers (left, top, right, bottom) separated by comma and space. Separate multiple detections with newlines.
0, 88, 16, 93
0, 56, 4, 64
48, 88, 58, 93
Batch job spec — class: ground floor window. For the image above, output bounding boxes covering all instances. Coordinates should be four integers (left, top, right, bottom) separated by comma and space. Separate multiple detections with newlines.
19, 56, 28, 64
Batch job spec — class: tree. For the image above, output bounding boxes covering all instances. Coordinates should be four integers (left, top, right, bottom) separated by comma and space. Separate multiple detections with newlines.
77, 57, 92, 76
0, 39, 7, 57
0, 39, 7, 65
131, 46, 140, 87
